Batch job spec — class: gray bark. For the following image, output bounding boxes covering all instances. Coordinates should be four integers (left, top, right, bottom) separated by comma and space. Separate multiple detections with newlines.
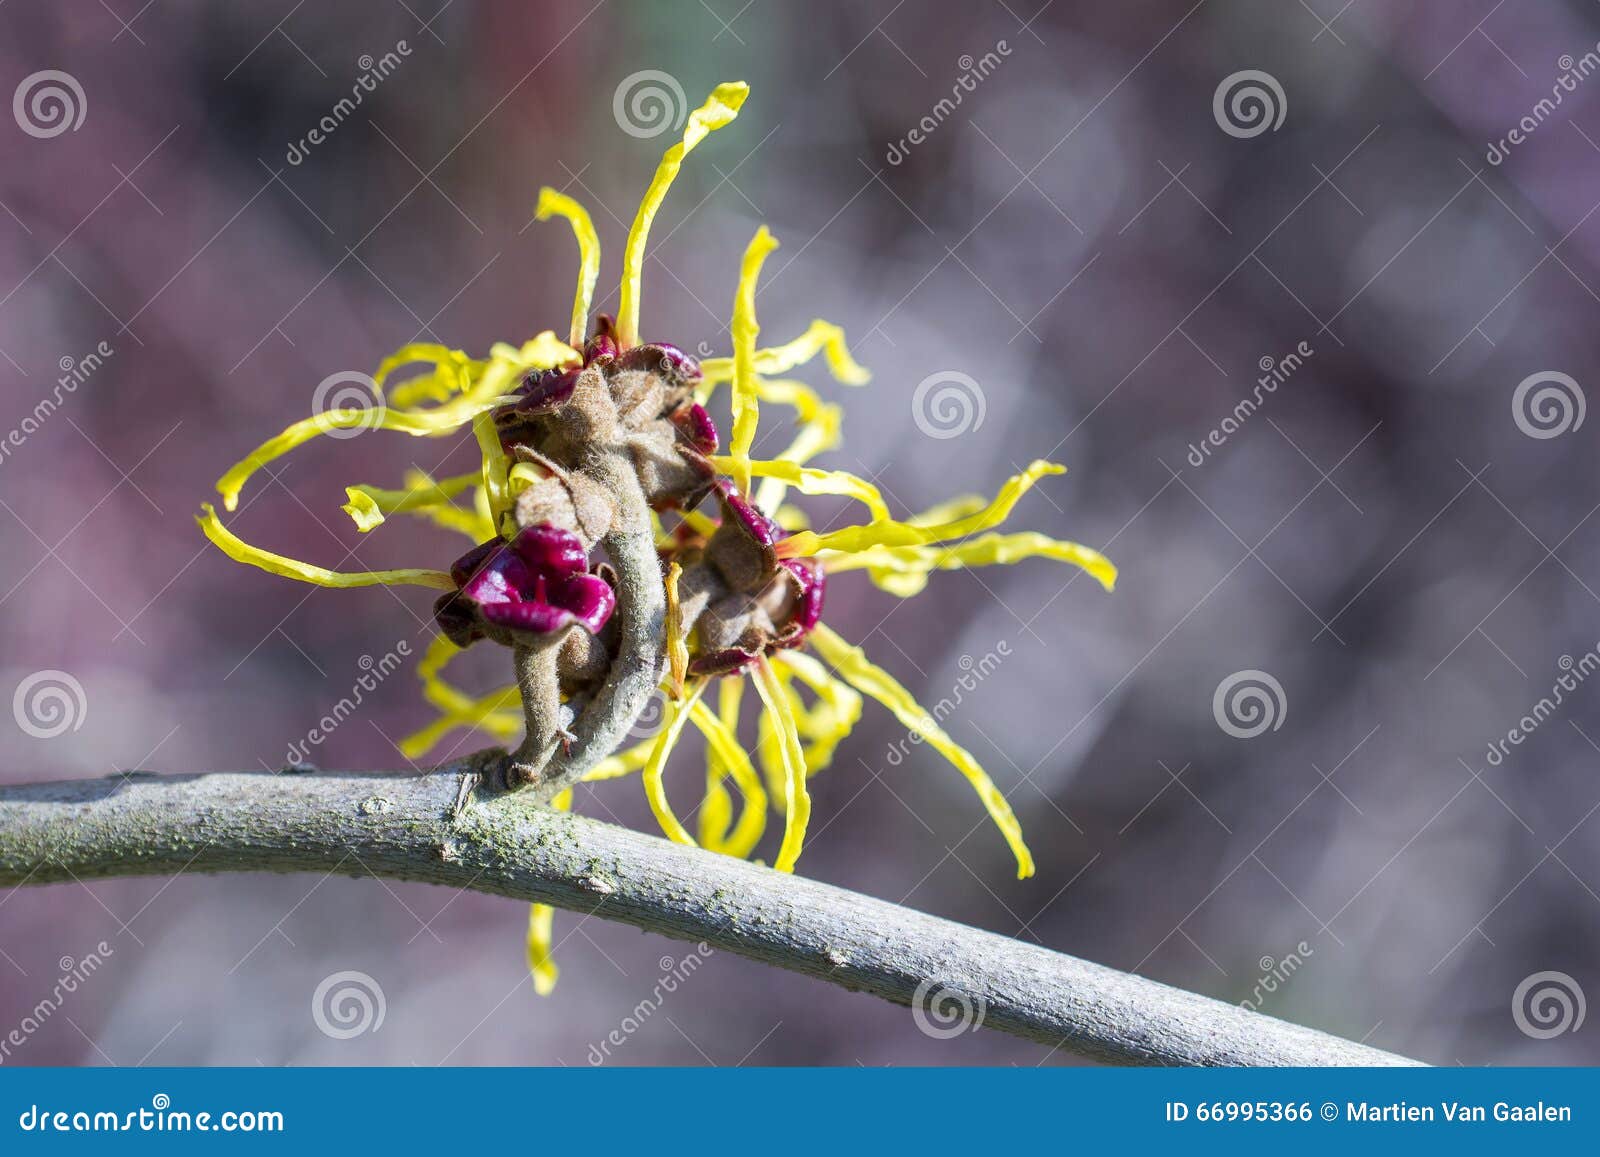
0, 764, 1421, 1067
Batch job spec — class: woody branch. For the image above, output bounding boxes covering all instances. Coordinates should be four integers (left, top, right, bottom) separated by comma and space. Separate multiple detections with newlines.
0, 763, 1421, 1068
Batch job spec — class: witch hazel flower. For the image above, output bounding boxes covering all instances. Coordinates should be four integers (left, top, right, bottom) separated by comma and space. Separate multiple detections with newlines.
197, 81, 1117, 996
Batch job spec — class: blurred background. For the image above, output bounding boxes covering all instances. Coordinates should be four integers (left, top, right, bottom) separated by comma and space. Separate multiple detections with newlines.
2, 0, 1599, 1066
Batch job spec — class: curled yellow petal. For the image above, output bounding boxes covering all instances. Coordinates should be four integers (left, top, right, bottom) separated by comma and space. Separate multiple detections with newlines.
808, 623, 1034, 879
710, 455, 888, 522
910, 493, 988, 526
826, 531, 1118, 597
342, 471, 480, 533
527, 786, 573, 996
397, 684, 522, 759
417, 633, 472, 714
197, 504, 453, 591
641, 679, 709, 846
216, 336, 576, 511
752, 656, 810, 873
617, 82, 750, 347
690, 682, 767, 858
665, 561, 688, 699
473, 412, 513, 525
583, 736, 659, 781
776, 460, 1064, 559
526, 901, 559, 996
773, 504, 811, 531
776, 649, 862, 774
700, 320, 871, 389
729, 226, 780, 495
535, 187, 601, 347
411, 496, 496, 543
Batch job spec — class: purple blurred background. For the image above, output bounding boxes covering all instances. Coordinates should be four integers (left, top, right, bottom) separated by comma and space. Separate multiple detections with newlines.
3, 1, 1599, 1065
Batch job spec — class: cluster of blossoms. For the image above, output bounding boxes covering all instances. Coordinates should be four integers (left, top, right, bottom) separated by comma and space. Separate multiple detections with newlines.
199, 82, 1115, 994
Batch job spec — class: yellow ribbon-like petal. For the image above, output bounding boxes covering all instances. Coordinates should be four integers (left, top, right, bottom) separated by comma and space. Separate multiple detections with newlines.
526, 787, 573, 996
776, 460, 1063, 560
377, 345, 481, 409
700, 320, 871, 389
197, 504, 453, 591
641, 679, 710, 846
617, 82, 750, 346
752, 657, 810, 873
729, 226, 780, 495
397, 684, 523, 760
825, 531, 1118, 597
583, 736, 658, 781
416, 633, 472, 715
807, 623, 1035, 879
690, 683, 768, 858
664, 561, 688, 699
535, 187, 601, 348
342, 471, 480, 533
215, 334, 577, 511
710, 455, 888, 522
775, 649, 863, 775
473, 412, 512, 526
